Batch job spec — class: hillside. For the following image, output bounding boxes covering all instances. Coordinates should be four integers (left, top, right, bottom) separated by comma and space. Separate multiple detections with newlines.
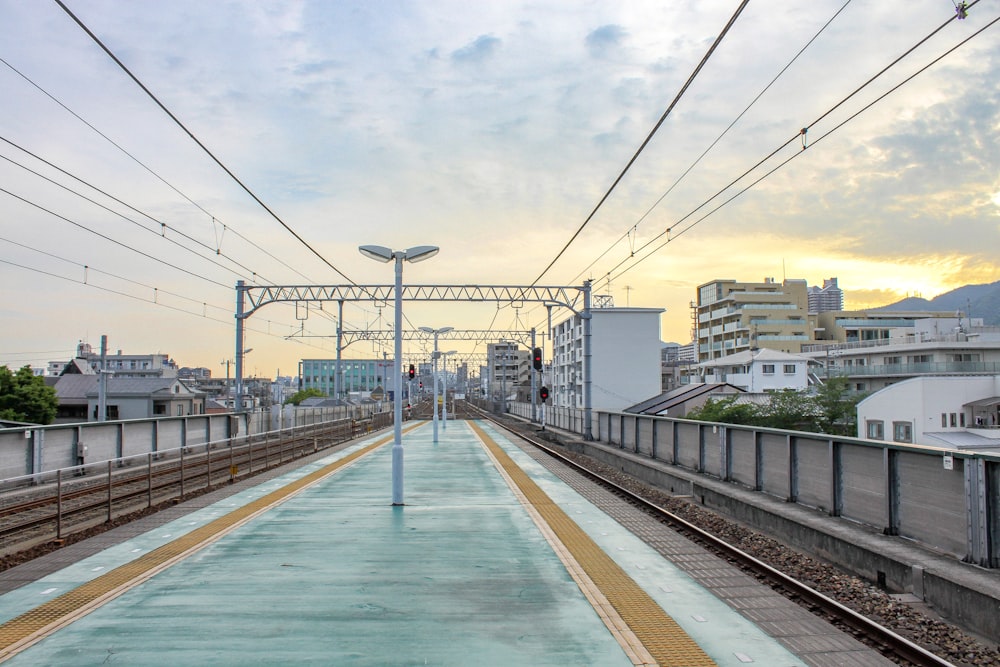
877, 280, 1000, 326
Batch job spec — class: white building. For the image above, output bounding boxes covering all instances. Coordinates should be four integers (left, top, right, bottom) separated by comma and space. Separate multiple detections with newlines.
696, 348, 812, 392
550, 307, 663, 412
801, 319, 1000, 393
856, 375, 1000, 448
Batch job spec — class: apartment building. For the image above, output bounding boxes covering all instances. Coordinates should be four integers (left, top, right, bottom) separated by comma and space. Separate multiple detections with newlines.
550, 307, 663, 411
486, 342, 529, 400
299, 358, 396, 398
54, 341, 179, 378
807, 277, 844, 313
801, 319, 1000, 393
695, 278, 810, 362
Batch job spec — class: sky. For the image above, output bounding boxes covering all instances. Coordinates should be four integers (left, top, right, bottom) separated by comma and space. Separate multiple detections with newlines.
1, 0, 998, 380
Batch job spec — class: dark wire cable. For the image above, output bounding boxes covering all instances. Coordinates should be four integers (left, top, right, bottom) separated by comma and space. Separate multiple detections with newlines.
567, 0, 854, 287
529, 0, 750, 287
1, 57, 324, 286
52, 0, 356, 284
591, 1, 989, 291
0, 243, 341, 351
0, 150, 257, 283
1, 186, 233, 288
603, 11, 1000, 289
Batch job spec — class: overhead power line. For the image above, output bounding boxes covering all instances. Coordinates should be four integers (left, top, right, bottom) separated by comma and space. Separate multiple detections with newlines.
0, 58, 328, 287
529, 0, 750, 287
52, 0, 356, 284
600, 8, 999, 290
0, 252, 337, 353
567, 0, 854, 287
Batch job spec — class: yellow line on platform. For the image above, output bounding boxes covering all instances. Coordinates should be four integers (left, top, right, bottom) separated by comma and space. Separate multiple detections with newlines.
469, 421, 717, 667
0, 423, 424, 662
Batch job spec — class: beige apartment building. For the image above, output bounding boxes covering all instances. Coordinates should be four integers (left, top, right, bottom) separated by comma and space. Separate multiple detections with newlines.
695, 278, 811, 362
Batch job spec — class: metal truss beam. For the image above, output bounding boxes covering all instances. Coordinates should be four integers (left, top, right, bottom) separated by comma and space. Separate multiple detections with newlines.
288, 329, 537, 347
240, 283, 611, 318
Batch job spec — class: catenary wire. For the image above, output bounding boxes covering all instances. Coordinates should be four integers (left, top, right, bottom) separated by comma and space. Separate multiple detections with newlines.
0, 56, 321, 287
525, 3, 980, 335
587, 1, 988, 293
566, 0, 854, 287
52, 0, 356, 284
528, 0, 750, 287
0, 150, 256, 284
601, 11, 1000, 290
1, 186, 234, 288
0, 258, 341, 358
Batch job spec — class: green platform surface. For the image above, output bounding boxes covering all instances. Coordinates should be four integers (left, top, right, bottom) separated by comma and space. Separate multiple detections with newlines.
2, 421, 804, 666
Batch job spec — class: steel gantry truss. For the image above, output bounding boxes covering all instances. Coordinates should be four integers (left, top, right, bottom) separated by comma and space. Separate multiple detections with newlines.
288, 329, 540, 348
235, 280, 599, 439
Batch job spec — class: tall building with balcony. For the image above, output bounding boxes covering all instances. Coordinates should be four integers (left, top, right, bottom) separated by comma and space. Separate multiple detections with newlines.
808, 277, 844, 313
695, 278, 810, 362
800, 318, 1000, 393
487, 342, 529, 400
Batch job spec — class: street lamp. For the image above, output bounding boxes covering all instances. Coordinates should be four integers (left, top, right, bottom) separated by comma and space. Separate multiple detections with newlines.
419, 325, 453, 443
441, 350, 456, 429
359, 244, 439, 505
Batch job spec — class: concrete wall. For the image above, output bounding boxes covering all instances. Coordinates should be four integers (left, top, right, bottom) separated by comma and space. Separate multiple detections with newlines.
512, 401, 999, 569
0, 404, 358, 480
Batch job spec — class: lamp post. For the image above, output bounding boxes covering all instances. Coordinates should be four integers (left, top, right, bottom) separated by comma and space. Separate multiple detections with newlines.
419, 326, 453, 443
359, 244, 439, 505
441, 350, 456, 429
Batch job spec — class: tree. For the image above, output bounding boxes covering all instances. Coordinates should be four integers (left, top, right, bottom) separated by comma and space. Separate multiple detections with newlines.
284, 387, 325, 406
0, 365, 58, 425
811, 376, 865, 436
687, 395, 760, 425
756, 389, 817, 431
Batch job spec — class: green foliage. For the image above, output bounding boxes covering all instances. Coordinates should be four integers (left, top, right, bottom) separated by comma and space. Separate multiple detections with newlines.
687, 395, 760, 425
0, 365, 58, 425
284, 387, 325, 406
687, 379, 864, 436
811, 376, 865, 435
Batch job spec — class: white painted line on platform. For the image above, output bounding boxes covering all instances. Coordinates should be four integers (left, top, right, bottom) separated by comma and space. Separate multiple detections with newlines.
39, 588, 57, 595
734, 652, 754, 663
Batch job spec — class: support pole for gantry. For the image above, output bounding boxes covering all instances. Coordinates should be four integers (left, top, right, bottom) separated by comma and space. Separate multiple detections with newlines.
235, 280, 246, 412
583, 279, 593, 441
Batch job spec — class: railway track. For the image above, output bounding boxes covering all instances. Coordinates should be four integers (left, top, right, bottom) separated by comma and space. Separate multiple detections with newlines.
470, 404, 961, 667
1, 415, 391, 559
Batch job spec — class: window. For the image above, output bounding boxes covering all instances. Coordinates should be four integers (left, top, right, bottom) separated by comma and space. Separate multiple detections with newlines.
866, 420, 884, 440
783, 364, 796, 374
942, 413, 948, 427
893, 421, 912, 443
950, 413, 957, 427
960, 413, 966, 427
762, 364, 775, 375
176, 405, 184, 416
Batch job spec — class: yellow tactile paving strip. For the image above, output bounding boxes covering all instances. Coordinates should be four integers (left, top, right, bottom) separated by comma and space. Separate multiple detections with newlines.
470, 421, 717, 667
0, 424, 423, 662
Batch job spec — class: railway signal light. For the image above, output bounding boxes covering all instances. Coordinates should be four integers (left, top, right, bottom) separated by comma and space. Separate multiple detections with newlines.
408, 364, 415, 379
532, 347, 542, 371
539, 386, 549, 402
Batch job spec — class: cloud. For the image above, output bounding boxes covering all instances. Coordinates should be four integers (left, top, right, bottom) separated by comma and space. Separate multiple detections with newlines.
585, 24, 627, 59
450, 35, 502, 64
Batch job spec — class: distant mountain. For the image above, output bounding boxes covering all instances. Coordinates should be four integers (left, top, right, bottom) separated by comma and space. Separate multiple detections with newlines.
877, 280, 1000, 326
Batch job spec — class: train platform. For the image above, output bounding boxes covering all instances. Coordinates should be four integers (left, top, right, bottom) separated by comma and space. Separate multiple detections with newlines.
0, 419, 891, 666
